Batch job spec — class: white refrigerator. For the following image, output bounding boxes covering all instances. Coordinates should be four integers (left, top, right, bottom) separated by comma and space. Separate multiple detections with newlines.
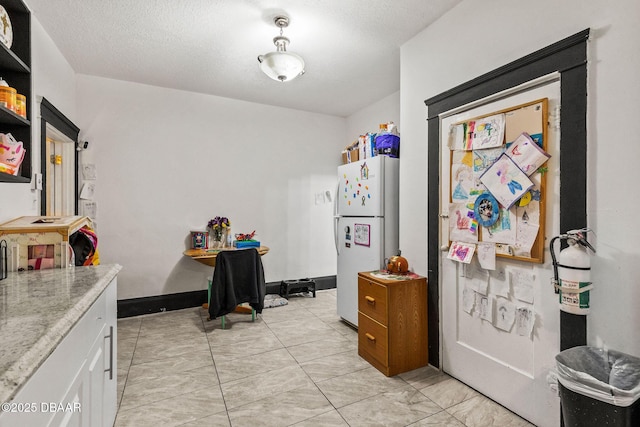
334, 155, 399, 326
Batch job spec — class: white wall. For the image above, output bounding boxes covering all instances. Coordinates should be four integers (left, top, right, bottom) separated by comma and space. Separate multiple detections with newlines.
76, 75, 345, 299
0, 16, 77, 222
346, 91, 400, 144
400, 0, 640, 356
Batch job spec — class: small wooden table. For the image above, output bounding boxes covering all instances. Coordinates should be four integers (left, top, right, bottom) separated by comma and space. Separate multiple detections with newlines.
183, 246, 270, 310
183, 246, 270, 267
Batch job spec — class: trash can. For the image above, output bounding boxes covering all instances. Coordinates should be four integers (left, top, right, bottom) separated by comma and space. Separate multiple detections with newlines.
556, 346, 640, 427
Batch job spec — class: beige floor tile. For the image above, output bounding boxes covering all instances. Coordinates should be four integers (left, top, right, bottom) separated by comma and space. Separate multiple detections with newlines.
338, 384, 443, 427
125, 349, 214, 384
446, 395, 534, 427
214, 347, 297, 384
399, 365, 450, 390
419, 377, 479, 409
115, 385, 226, 427
209, 332, 284, 360
315, 366, 407, 408
118, 366, 217, 411
408, 410, 467, 426
291, 409, 350, 426
287, 335, 357, 363
178, 412, 231, 426
260, 304, 311, 325
220, 365, 315, 410
227, 382, 332, 427
268, 316, 345, 347
300, 349, 371, 382
131, 336, 210, 365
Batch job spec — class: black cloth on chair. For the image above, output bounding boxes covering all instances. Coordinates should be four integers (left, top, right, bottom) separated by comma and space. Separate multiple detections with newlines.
208, 249, 266, 320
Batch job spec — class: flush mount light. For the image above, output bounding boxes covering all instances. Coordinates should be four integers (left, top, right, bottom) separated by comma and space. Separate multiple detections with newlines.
257, 15, 305, 82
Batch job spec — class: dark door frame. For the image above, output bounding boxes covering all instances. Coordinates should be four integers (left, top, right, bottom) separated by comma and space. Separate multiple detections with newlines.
40, 97, 81, 215
424, 29, 590, 367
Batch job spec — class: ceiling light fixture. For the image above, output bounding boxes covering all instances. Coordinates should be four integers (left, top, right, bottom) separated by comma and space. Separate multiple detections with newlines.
257, 16, 305, 82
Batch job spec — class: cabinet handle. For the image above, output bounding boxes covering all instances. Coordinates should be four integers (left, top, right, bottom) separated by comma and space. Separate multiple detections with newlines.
365, 296, 375, 304
105, 325, 114, 380
365, 333, 376, 342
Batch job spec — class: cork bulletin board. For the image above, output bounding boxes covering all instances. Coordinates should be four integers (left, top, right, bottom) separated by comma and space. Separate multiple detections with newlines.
447, 98, 549, 264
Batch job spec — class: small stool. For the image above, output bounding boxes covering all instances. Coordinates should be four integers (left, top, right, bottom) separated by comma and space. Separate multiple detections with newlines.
279, 278, 316, 299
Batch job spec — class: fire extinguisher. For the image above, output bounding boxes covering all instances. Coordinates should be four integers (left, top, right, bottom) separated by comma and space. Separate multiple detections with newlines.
550, 228, 596, 315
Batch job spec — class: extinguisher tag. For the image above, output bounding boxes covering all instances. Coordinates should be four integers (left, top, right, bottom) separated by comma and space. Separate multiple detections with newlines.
559, 279, 591, 310
559, 279, 591, 291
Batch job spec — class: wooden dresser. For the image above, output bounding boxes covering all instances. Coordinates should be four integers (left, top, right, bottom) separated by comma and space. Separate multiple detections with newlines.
357, 271, 428, 376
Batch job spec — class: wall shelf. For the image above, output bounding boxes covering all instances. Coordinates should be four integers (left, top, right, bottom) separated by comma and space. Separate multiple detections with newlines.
0, 0, 31, 183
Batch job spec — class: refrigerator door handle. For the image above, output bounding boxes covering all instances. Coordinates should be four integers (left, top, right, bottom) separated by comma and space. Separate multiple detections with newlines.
334, 216, 340, 255
334, 179, 340, 255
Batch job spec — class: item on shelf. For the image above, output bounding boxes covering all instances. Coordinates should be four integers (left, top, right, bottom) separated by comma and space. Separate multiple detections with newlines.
191, 230, 208, 249
0, 5, 12, 49
341, 140, 359, 164
207, 216, 231, 248
0, 79, 16, 111
15, 93, 25, 117
386, 253, 409, 274
234, 230, 259, 248
233, 240, 260, 248
235, 230, 256, 241
0, 133, 25, 175
375, 133, 400, 158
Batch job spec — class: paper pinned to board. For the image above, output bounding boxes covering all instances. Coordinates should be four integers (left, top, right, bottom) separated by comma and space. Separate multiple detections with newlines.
482, 206, 517, 245
462, 287, 475, 314
489, 266, 510, 298
451, 151, 474, 202
471, 113, 505, 150
447, 241, 476, 264
449, 123, 466, 151
479, 153, 533, 209
449, 203, 478, 243
505, 132, 550, 176
495, 297, 516, 332
476, 293, 494, 322
515, 306, 535, 337
477, 242, 496, 270
514, 200, 540, 257
79, 182, 95, 200
512, 270, 535, 303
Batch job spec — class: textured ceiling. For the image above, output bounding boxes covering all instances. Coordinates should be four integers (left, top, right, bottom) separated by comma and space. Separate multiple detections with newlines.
24, 0, 461, 117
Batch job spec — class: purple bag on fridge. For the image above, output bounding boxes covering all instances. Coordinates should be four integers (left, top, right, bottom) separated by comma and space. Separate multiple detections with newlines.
374, 133, 400, 158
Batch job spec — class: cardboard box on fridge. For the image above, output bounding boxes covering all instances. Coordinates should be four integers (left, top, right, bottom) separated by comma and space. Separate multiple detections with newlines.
341, 148, 359, 164
341, 140, 360, 164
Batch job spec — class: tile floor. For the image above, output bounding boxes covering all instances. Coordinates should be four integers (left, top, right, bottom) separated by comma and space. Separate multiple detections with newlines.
115, 289, 533, 427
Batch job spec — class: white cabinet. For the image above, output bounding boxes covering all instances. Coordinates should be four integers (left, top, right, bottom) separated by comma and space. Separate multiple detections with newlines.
0, 278, 117, 427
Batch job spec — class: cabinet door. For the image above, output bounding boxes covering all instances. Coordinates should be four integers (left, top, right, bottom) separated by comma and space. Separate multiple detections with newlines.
48, 360, 88, 427
87, 324, 106, 426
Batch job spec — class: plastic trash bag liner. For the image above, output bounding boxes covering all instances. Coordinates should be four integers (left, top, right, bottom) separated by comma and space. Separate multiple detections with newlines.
556, 346, 640, 407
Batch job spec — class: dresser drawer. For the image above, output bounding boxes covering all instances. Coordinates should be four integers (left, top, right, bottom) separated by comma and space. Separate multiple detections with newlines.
358, 312, 388, 368
358, 277, 388, 325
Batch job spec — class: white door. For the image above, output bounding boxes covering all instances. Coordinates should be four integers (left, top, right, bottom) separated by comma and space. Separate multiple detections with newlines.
439, 77, 561, 427
337, 156, 385, 217
336, 216, 384, 326
45, 123, 76, 216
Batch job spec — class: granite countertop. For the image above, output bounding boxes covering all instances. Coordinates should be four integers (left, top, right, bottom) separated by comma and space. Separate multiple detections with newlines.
0, 264, 122, 403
